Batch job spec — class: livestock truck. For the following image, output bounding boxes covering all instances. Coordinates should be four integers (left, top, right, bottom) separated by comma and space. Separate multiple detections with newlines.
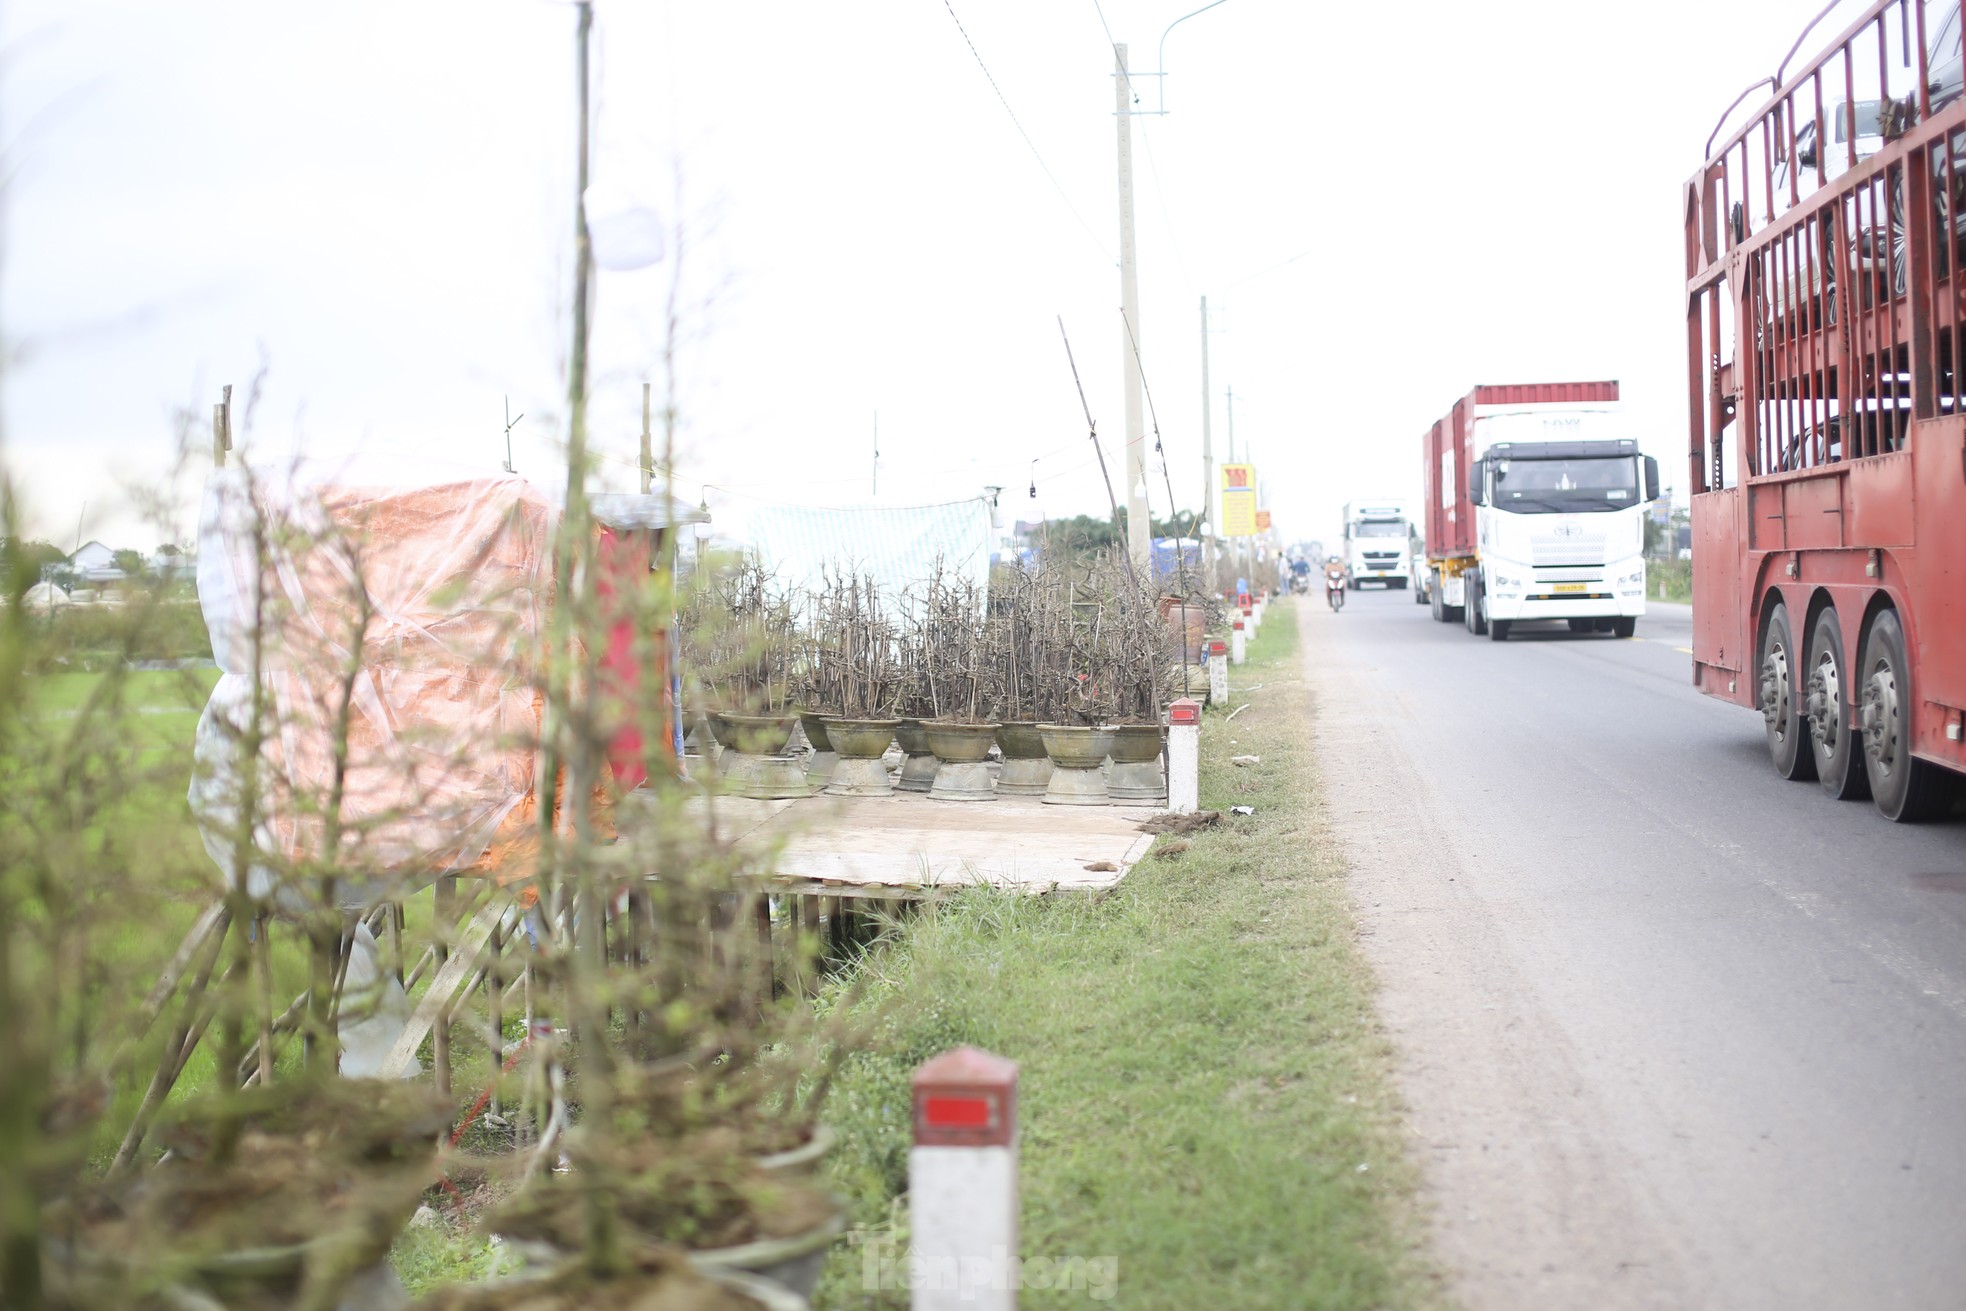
1340, 499, 1411, 588
1419, 382, 1660, 640
1684, 0, 1966, 820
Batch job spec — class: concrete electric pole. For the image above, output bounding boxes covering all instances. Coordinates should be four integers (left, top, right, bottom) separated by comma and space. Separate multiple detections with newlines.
1115, 43, 1149, 573
1199, 296, 1214, 577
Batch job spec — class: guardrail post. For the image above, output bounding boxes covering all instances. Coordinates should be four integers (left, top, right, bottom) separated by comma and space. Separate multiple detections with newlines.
1231, 615, 1246, 665
1207, 639, 1228, 704
911, 1046, 1019, 1310
1166, 698, 1200, 814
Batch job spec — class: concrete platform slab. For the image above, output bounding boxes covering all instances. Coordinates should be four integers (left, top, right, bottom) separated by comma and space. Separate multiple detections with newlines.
681, 790, 1163, 898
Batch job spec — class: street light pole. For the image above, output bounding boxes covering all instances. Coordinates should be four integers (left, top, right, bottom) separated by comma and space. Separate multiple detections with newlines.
1115, 43, 1149, 574
1199, 296, 1214, 579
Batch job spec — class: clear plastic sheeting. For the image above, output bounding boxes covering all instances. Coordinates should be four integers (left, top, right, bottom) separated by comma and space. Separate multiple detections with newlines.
189, 468, 556, 902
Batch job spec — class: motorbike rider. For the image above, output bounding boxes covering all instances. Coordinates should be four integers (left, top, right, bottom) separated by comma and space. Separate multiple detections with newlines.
1323, 556, 1348, 592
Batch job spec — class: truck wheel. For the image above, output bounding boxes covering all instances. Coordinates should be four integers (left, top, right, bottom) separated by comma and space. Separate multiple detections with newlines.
1414, 581, 1428, 605
1467, 576, 1489, 635
1430, 576, 1443, 621
1805, 607, 1868, 801
1612, 617, 1636, 638
1489, 618, 1511, 641
1858, 609, 1953, 821
1567, 618, 1593, 633
1758, 602, 1816, 781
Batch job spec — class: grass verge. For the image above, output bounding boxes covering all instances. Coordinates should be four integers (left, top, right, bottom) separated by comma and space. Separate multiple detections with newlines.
815, 601, 1435, 1310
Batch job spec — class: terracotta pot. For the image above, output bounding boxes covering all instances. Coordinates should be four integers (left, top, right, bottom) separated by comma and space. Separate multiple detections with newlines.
923, 721, 998, 763
797, 712, 834, 753
1107, 724, 1163, 764
1037, 724, 1116, 769
995, 721, 1047, 760
825, 718, 899, 760
715, 713, 798, 756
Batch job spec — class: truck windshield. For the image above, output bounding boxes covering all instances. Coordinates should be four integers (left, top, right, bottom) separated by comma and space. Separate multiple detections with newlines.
1352, 521, 1406, 537
1492, 457, 1636, 512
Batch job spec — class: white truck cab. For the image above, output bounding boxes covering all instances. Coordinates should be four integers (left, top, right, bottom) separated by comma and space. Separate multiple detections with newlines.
1456, 409, 1660, 639
1341, 499, 1410, 589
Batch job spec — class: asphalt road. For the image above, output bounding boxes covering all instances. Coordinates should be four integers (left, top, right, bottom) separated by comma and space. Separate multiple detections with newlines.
1302, 586, 1966, 1310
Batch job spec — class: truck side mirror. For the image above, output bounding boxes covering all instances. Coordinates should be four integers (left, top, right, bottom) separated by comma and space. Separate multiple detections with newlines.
1643, 455, 1661, 501
1466, 459, 1484, 506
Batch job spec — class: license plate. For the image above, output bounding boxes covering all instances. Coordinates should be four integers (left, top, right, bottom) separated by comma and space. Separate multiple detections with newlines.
1553, 582, 1587, 594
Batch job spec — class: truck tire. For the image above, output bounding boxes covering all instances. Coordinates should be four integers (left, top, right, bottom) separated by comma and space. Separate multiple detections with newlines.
1567, 618, 1594, 633
1467, 575, 1489, 636
1612, 617, 1636, 638
1489, 618, 1511, 641
1414, 579, 1428, 605
1858, 608, 1953, 821
1759, 602, 1816, 781
1805, 607, 1869, 801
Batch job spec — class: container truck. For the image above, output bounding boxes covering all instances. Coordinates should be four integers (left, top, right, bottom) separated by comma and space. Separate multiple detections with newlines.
1419, 382, 1659, 639
1340, 499, 1411, 589
1683, 0, 1966, 820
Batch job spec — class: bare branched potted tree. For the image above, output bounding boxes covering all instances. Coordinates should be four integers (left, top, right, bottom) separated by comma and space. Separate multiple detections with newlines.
918, 572, 999, 802
806, 574, 903, 798
991, 562, 1064, 798
701, 563, 809, 800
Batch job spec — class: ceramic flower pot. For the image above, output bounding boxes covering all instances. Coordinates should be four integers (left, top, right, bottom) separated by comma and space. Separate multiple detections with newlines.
797, 712, 838, 788
1037, 724, 1116, 806
1106, 723, 1166, 803
994, 721, 1053, 797
689, 1196, 848, 1303
923, 721, 998, 764
1106, 723, 1163, 764
717, 713, 799, 757
894, 718, 939, 793
823, 718, 900, 796
924, 721, 1000, 802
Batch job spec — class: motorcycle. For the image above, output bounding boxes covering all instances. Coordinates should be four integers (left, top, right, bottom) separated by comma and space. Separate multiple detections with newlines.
1325, 570, 1346, 611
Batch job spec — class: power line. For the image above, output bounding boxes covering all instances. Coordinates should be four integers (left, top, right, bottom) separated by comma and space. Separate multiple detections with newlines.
937, 0, 1115, 264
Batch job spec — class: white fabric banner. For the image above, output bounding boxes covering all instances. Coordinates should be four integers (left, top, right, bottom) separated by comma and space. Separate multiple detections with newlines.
744, 498, 993, 603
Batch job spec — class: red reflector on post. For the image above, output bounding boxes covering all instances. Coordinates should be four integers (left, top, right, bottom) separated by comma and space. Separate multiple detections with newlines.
924, 1095, 993, 1128
1167, 697, 1201, 725
913, 1046, 1018, 1148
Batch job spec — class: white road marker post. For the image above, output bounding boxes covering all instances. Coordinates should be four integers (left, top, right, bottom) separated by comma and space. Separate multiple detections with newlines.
1166, 697, 1200, 814
1207, 639, 1229, 704
911, 1047, 1020, 1311
1231, 615, 1246, 665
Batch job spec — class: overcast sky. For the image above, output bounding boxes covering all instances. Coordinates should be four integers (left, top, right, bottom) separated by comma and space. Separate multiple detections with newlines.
2, 0, 1830, 554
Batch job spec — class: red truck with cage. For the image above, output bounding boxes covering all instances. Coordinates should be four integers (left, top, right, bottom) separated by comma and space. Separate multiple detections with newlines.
1685, 0, 1966, 819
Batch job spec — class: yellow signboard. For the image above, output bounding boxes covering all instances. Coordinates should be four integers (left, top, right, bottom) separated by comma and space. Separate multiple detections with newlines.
1219, 463, 1258, 537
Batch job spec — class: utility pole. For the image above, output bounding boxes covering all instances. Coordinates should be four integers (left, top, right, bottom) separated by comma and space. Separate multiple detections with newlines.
1115, 43, 1149, 571
872, 412, 879, 499
1199, 297, 1215, 578
639, 382, 653, 494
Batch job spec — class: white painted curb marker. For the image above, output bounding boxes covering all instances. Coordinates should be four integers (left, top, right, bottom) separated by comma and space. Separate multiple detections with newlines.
1207, 640, 1229, 704
1231, 616, 1246, 666
911, 1046, 1019, 1311
1167, 698, 1200, 814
